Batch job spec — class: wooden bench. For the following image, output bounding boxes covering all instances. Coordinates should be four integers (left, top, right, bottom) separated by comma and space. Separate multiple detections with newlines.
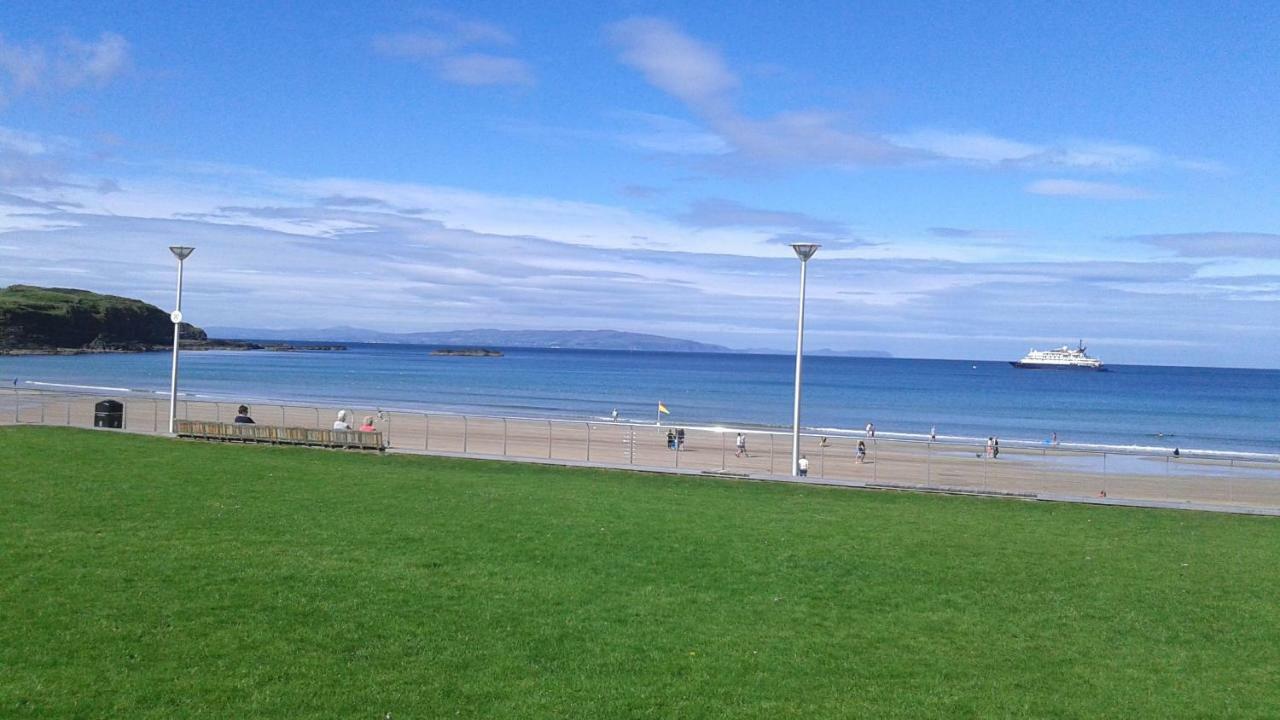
175, 420, 384, 451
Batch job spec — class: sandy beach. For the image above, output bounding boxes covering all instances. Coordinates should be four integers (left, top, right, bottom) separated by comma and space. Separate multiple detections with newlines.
4, 389, 1278, 513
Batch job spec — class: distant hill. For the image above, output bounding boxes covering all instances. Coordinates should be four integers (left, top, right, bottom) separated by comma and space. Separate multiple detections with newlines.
206, 326, 731, 353
0, 285, 209, 353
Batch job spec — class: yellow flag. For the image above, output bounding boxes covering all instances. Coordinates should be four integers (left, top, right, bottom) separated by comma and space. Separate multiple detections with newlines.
658, 402, 670, 415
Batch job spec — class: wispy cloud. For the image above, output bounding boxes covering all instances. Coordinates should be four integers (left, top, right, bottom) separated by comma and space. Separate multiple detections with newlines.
614, 112, 729, 156
605, 19, 1219, 180
893, 131, 1166, 172
1026, 178, 1154, 200
606, 17, 914, 169
373, 13, 533, 86
676, 198, 848, 236
1132, 232, 1280, 259
926, 227, 1018, 240
0, 32, 129, 104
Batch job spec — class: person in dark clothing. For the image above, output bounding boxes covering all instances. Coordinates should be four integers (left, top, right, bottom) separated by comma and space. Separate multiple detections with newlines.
675, 428, 685, 450
667, 429, 676, 450
233, 405, 255, 424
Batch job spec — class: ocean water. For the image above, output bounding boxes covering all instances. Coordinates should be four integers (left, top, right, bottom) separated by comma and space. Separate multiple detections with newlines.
3, 344, 1279, 455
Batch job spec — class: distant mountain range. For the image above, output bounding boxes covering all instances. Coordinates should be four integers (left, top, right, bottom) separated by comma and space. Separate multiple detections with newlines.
206, 326, 732, 353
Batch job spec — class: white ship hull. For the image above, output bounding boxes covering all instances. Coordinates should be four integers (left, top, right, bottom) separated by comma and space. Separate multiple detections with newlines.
1011, 342, 1105, 370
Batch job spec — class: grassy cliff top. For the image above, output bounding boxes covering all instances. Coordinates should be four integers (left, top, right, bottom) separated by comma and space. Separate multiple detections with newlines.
0, 284, 204, 349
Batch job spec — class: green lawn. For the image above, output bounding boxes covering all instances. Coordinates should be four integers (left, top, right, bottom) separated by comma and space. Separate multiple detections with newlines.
2, 426, 1278, 718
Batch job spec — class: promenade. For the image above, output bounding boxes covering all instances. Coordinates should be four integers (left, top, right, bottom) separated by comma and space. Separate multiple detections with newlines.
5, 388, 1279, 514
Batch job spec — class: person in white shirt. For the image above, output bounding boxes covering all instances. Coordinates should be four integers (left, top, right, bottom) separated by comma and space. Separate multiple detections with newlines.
797, 455, 809, 476
735, 433, 747, 457
333, 410, 352, 430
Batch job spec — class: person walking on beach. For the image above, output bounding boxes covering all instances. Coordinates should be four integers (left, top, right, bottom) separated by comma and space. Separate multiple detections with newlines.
735, 433, 747, 457
865, 422, 875, 438
985, 437, 994, 458
611, 408, 619, 422
333, 410, 352, 431
856, 440, 866, 463
930, 426, 936, 442
1051, 431, 1058, 447
666, 429, 676, 450
233, 405, 255, 424
676, 427, 685, 450
798, 455, 809, 476
993, 437, 1000, 459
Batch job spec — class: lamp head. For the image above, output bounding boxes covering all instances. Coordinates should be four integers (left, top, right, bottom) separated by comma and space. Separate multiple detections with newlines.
790, 243, 819, 261
169, 246, 195, 260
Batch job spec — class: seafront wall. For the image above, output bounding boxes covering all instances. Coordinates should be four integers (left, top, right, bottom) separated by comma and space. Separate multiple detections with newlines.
4, 387, 1279, 515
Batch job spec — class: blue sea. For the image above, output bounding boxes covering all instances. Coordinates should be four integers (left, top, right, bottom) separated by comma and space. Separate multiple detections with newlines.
3, 344, 1279, 455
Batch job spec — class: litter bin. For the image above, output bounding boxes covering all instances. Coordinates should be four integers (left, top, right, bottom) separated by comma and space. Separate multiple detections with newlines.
94, 399, 124, 429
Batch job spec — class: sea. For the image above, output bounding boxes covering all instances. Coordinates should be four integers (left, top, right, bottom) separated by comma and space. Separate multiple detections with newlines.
3, 344, 1279, 457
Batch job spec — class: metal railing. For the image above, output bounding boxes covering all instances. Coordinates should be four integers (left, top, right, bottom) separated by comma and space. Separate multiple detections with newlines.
4, 387, 1278, 512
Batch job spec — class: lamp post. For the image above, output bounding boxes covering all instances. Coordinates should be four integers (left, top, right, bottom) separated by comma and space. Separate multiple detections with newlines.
167, 246, 194, 434
789, 243, 819, 476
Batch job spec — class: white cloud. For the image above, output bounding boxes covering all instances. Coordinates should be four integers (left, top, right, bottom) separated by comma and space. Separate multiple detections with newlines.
893, 131, 1168, 172
438, 53, 533, 86
1026, 179, 1154, 200
1133, 232, 1280, 259
0, 32, 129, 103
607, 18, 738, 109
606, 17, 912, 169
605, 20, 1219, 178
372, 13, 532, 87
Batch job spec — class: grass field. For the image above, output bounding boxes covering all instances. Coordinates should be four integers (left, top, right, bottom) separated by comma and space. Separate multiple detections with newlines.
3, 426, 1278, 718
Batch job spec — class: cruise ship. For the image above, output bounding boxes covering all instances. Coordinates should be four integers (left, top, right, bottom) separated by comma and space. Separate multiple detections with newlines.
1010, 341, 1105, 370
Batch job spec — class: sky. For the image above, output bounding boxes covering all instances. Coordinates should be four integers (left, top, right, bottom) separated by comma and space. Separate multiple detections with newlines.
1, 1, 1278, 367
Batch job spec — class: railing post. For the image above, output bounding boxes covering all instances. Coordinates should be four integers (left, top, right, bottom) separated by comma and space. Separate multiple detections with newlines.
314, 407, 320, 428
14, 388, 19, 423
769, 434, 775, 474
819, 440, 825, 478
547, 421, 553, 459
503, 418, 508, 456
463, 416, 469, 454
586, 422, 592, 462
629, 426, 634, 464
424, 413, 430, 450
873, 439, 879, 483
721, 432, 726, 471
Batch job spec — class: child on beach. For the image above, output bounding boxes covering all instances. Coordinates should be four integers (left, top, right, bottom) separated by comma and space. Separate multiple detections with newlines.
735, 433, 747, 457
798, 456, 809, 476
856, 440, 866, 463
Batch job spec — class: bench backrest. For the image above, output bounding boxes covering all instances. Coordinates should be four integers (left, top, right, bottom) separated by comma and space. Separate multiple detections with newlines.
175, 420, 383, 449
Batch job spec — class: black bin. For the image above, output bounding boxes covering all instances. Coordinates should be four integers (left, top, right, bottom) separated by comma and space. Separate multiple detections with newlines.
94, 399, 124, 429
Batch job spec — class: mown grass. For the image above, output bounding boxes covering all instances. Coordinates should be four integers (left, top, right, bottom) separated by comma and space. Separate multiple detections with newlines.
2, 426, 1278, 718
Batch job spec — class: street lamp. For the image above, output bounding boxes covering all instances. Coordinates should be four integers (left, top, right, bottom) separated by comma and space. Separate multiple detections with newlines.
167, 246, 194, 434
789, 242, 819, 476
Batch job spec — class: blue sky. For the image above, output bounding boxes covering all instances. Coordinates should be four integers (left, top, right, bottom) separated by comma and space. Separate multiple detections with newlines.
1, 1, 1278, 367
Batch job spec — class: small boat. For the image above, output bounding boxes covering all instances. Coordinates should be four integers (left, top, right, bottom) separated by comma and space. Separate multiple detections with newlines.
1011, 340, 1105, 370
